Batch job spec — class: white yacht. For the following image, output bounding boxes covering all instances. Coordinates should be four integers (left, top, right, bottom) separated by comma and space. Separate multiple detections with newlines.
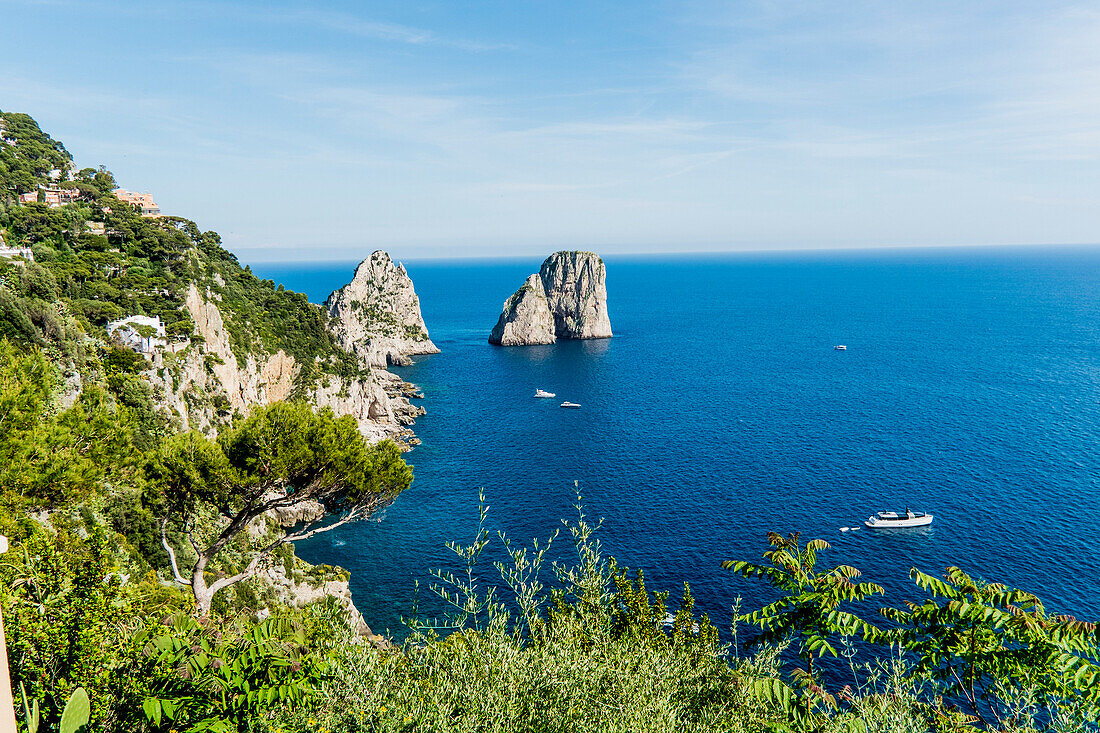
864, 508, 933, 529
835, 344, 848, 351
534, 389, 556, 398
560, 401, 581, 409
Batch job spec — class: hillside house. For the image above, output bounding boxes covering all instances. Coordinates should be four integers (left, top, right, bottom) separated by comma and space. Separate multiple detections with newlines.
112, 189, 161, 217
107, 315, 167, 354
43, 187, 80, 206
0, 246, 34, 261
17, 186, 82, 206
0, 233, 34, 261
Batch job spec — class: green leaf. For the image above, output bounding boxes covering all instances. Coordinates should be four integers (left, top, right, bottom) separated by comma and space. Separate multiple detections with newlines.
142, 698, 162, 726
20, 682, 40, 733
752, 677, 795, 711
59, 687, 90, 733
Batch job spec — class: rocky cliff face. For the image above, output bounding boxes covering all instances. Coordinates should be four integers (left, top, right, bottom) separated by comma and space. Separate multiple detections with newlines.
141, 277, 428, 643
325, 251, 440, 367
489, 251, 612, 346
247, 501, 388, 646
148, 283, 424, 446
489, 274, 557, 346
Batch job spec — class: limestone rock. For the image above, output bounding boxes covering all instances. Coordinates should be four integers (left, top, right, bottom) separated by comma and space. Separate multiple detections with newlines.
147, 283, 423, 448
325, 251, 439, 367
489, 251, 612, 346
254, 563, 377, 638
489, 274, 556, 345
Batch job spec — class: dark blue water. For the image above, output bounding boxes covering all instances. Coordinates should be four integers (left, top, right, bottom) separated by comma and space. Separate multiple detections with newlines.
253, 247, 1100, 638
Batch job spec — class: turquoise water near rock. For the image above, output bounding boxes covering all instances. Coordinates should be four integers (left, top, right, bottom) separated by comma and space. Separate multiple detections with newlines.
253, 246, 1100, 637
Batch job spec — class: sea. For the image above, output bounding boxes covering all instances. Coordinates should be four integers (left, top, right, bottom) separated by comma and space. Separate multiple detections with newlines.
252, 246, 1100, 640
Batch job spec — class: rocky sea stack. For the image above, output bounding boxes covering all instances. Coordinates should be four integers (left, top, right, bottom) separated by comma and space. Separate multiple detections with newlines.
326, 251, 440, 367
489, 251, 612, 346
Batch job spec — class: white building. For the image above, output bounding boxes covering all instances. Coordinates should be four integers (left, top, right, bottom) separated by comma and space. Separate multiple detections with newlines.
107, 315, 167, 354
0, 231, 33, 262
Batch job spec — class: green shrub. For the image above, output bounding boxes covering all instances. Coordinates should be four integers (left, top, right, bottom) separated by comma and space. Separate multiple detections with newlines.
137, 613, 327, 733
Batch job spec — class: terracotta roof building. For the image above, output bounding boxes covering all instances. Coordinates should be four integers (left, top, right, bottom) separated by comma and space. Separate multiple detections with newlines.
112, 189, 161, 217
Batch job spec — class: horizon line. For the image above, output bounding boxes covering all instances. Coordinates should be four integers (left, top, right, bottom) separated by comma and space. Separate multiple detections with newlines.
241, 241, 1100, 267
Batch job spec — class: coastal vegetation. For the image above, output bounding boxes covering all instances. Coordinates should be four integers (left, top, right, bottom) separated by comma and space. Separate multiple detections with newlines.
8, 464, 1098, 732
0, 108, 359, 390
3, 110, 1099, 732
151, 402, 411, 614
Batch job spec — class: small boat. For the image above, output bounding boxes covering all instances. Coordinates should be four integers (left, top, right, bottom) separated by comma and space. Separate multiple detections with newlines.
864, 508, 933, 529
534, 389, 556, 398
835, 344, 848, 351
660, 613, 700, 633
560, 401, 581, 409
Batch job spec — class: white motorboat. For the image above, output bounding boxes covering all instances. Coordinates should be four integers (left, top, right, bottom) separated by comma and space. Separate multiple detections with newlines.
864, 508, 933, 529
835, 344, 848, 351
534, 389, 556, 398
660, 613, 700, 633
560, 401, 581, 409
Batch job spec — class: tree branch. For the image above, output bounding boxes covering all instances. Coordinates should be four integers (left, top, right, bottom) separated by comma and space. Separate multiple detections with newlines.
247, 500, 381, 561
207, 555, 264, 597
202, 487, 320, 560
277, 507, 366, 546
204, 502, 272, 559
161, 519, 191, 587
185, 524, 201, 555
199, 507, 361, 599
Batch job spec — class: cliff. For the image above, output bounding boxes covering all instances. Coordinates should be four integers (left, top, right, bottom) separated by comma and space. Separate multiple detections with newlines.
0, 110, 425, 661
148, 283, 425, 446
326, 251, 440, 367
489, 251, 612, 346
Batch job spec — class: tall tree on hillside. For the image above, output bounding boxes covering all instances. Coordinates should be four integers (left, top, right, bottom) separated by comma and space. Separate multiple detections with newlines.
148, 401, 412, 614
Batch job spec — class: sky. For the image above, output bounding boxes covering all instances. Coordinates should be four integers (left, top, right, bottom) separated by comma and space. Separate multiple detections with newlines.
2, 0, 1099, 262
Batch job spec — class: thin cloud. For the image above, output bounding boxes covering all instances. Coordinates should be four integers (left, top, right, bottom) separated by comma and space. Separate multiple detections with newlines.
477, 181, 614, 194
208, 2, 515, 52
299, 9, 516, 52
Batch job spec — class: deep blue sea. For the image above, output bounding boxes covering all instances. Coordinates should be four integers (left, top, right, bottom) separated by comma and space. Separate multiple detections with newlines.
253, 246, 1100, 639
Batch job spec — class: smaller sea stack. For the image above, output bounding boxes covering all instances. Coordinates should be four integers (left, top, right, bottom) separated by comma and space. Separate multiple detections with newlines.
489, 251, 612, 346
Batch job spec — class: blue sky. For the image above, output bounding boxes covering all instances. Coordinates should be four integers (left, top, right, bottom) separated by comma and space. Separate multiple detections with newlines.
2, 1, 1098, 262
